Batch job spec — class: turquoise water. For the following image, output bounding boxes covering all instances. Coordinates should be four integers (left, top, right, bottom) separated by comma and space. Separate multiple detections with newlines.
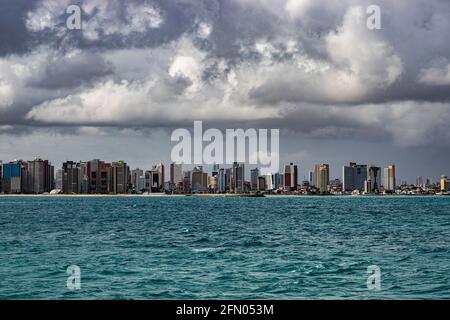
0, 196, 449, 299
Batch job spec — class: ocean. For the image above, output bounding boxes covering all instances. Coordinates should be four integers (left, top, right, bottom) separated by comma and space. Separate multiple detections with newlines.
0, 196, 449, 299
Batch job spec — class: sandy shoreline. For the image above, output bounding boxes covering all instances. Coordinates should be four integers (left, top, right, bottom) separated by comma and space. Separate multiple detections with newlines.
0, 193, 445, 198
0, 193, 243, 197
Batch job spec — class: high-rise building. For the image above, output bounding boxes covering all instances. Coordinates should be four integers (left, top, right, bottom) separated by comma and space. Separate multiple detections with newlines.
265, 173, 274, 190
169, 163, 183, 191
55, 169, 63, 190
314, 163, 330, 193
28, 158, 53, 194
110, 161, 129, 194
225, 168, 232, 192
278, 174, 284, 189
366, 166, 382, 193
62, 161, 80, 194
146, 163, 164, 192
145, 169, 161, 193
182, 171, 191, 193
283, 163, 298, 191
78, 161, 89, 194
2, 161, 23, 193
383, 165, 396, 192
155, 163, 165, 190
191, 166, 208, 193
232, 162, 245, 194
343, 162, 368, 192
257, 176, 266, 192
440, 176, 450, 192
89, 159, 111, 194
209, 175, 217, 192
308, 171, 314, 186
250, 168, 259, 191
272, 172, 280, 190
131, 169, 145, 193
217, 168, 225, 193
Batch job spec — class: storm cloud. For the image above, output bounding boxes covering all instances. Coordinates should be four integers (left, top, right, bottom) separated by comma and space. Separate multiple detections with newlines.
0, 0, 449, 180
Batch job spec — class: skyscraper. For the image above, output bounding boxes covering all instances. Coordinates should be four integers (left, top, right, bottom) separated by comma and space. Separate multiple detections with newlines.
314, 163, 330, 193
170, 163, 183, 190
155, 163, 165, 190
217, 168, 225, 193
232, 162, 245, 194
1, 161, 22, 193
225, 168, 232, 193
258, 176, 266, 192
55, 169, 63, 190
89, 159, 111, 194
272, 172, 280, 190
308, 171, 314, 186
383, 165, 396, 192
110, 161, 129, 194
146, 168, 161, 193
250, 168, 259, 191
283, 163, 298, 191
27, 158, 54, 194
209, 175, 217, 192
265, 173, 274, 191
367, 166, 382, 193
131, 169, 145, 193
78, 161, 89, 194
62, 161, 80, 194
191, 166, 208, 193
343, 162, 368, 192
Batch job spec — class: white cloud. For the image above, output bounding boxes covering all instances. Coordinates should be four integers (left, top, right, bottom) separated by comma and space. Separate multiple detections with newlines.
25, 0, 163, 40
0, 80, 13, 109
285, 0, 315, 19
82, 1, 163, 40
25, 1, 69, 31
324, 6, 403, 99
418, 63, 450, 86
0, 0, 447, 151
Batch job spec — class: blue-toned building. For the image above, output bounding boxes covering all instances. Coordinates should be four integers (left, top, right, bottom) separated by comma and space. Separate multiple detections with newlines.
2, 161, 22, 193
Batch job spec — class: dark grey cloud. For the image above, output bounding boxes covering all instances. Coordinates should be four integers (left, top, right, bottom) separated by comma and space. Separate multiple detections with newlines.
0, 0, 450, 180
0, 0, 37, 56
27, 52, 113, 89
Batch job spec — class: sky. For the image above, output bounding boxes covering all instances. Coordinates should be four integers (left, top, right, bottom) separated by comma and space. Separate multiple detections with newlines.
0, 0, 449, 183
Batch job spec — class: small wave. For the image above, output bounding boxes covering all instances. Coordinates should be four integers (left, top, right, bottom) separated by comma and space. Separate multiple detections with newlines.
191, 247, 221, 253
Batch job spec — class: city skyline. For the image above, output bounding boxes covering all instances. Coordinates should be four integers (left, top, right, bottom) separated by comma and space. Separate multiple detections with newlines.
1, 155, 448, 195
1, 1, 450, 183
0, 153, 445, 186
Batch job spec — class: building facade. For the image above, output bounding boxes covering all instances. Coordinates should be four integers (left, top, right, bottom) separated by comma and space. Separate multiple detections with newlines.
383, 165, 396, 192
315, 163, 330, 193
343, 162, 368, 192
283, 163, 298, 191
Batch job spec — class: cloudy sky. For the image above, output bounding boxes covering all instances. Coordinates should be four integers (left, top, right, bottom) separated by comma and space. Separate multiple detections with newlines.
0, 0, 449, 182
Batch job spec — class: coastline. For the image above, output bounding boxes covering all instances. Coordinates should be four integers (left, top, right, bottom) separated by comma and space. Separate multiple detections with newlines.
0, 193, 446, 197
